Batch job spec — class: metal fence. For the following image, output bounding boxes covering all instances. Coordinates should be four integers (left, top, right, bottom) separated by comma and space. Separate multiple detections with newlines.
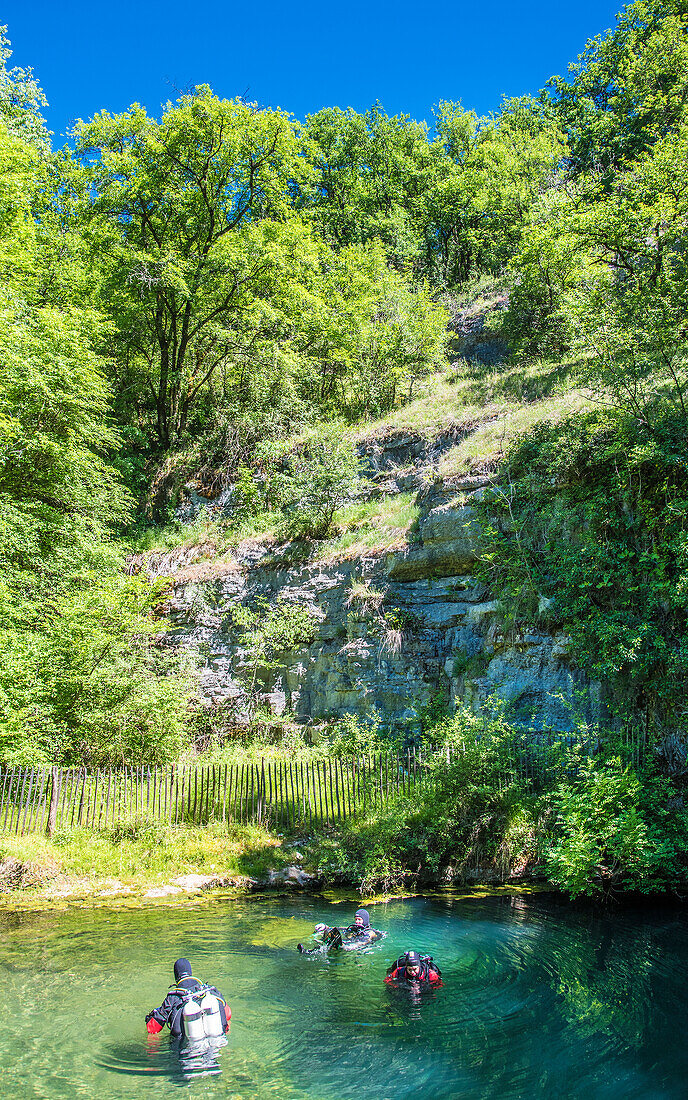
0, 751, 432, 836
0, 729, 645, 837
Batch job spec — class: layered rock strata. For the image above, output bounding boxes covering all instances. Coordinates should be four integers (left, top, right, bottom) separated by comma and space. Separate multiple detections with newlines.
152, 437, 598, 732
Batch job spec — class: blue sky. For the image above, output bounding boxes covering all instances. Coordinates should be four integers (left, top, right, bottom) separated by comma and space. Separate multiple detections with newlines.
4, 1, 622, 138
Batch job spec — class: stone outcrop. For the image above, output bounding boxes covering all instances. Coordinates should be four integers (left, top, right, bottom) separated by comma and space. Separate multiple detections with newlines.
448, 291, 509, 365
151, 432, 599, 733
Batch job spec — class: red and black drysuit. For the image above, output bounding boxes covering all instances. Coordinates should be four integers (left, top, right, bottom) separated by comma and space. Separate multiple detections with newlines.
385, 960, 443, 987
146, 960, 230, 1037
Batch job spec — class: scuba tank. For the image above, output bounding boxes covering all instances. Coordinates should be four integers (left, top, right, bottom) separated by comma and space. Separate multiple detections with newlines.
181, 995, 205, 1042
180, 987, 224, 1041
198, 991, 224, 1037
386, 952, 441, 978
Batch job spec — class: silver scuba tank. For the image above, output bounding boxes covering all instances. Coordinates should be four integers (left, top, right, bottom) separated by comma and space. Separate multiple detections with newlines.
199, 991, 223, 1038
181, 995, 206, 1042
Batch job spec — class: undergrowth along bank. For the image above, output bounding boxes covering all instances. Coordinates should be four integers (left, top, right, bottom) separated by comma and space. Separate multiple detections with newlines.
0, 821, 288, 898
1, 708, 686, 903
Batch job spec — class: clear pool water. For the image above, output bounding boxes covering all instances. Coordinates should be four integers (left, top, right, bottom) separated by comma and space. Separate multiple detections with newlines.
0, 892, 686, 1098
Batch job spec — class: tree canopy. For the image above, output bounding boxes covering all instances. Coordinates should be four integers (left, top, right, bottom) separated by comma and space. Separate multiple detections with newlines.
2, 0, 688, 762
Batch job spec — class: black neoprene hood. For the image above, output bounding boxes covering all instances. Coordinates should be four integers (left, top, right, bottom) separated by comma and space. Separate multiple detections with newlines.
174, 958, 192, 982
355, 908, 370, 927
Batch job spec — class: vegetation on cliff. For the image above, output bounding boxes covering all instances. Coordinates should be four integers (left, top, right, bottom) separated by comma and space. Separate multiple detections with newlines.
2, 2, 688, 897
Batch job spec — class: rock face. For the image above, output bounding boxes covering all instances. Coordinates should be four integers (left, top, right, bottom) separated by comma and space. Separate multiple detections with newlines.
153, 435, 599, 733
448, 292, 509, 365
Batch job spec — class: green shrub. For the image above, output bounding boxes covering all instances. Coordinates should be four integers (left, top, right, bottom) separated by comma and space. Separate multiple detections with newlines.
227, 598, 318, 713
276, 433, 363, 539
477, 406, 688, 727
319, 709, 541, 891
544, 759, 688, 897
327, 712, 388, 756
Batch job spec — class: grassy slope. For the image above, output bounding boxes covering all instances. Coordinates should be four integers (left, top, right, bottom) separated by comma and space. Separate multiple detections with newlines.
133, 352, 588, 571
360, 356, 588, 472
0, 823, 296, 906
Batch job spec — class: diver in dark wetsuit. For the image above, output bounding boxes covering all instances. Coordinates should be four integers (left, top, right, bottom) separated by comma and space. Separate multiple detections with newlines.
345, 908, 383, 945
145, 958, 231, 1038
297, 908, 383, 953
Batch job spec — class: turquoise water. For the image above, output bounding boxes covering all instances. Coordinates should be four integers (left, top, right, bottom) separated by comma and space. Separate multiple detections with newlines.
0, 892, 686, 1098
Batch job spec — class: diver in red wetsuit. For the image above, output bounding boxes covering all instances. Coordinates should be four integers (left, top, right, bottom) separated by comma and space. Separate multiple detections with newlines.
385, 950, 443, 987
145, 958, 231, 1038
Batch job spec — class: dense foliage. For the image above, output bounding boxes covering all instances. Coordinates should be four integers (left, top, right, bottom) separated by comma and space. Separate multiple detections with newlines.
478, 408, 688, 724
0, 34, 191, 765
2, 2, 688, 899
311, 709, 688, 899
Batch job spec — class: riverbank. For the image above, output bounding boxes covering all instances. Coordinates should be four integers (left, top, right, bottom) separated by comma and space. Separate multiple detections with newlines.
0, 823, 542, 912
0, 823, 294, 910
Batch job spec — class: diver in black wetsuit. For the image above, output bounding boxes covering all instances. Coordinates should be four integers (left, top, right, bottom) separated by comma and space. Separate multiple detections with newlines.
145, 959, 230, 1038
345, 908, 383, 944
297, 908, 383, 953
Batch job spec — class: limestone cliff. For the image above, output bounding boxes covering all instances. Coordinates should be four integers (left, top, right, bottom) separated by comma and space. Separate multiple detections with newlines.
142, 430, 598, 733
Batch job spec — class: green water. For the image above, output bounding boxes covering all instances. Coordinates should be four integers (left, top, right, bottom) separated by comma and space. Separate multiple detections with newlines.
0, 893, 685, 1098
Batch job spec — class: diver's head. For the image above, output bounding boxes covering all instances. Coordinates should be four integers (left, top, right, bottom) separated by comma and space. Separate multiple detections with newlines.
354, 908, 370, 929
405, 951, 422, 978
174, 958, 193, 983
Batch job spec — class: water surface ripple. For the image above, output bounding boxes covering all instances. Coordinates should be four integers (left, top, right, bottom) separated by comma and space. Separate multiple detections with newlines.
0, 893, 685, 1098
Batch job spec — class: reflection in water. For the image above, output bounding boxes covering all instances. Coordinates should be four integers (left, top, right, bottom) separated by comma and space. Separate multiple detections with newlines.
177, 1035, 226, 1080
0, 894, 687, 1098
99, 1033, 227, 1084
98, 1039, 176, 1079
385, 980, 442, 1021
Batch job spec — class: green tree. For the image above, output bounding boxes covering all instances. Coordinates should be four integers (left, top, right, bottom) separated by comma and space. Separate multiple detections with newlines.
301, 104, 433, 270
0, 26, 49, 150
565, 121, 688, 423
422, 97, 565, 288
550, 0, 688, 179
0, 49, 193, 765
283, 242, 448, 418
276, 431, 362, 539
228, 598, 317, 714
74, 87, 309, 448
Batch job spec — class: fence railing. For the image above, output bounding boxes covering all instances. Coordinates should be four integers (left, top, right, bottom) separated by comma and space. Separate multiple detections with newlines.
0, 730, 642, 837
0, 751, 432, 836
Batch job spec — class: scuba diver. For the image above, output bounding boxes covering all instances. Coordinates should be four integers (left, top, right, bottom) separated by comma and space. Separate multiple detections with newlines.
346, 908, 383, 944
145, 958, 231, 1040
297, 908, 383, 953
385, 950, 443, 988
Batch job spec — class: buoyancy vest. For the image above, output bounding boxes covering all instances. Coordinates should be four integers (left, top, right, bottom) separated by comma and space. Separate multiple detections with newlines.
345, 925, 368, 940
346, 922, 381, 942
387, 954, 442, 984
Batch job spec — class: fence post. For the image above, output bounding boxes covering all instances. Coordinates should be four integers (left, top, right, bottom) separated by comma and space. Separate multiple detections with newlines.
47, 766, 60, 837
